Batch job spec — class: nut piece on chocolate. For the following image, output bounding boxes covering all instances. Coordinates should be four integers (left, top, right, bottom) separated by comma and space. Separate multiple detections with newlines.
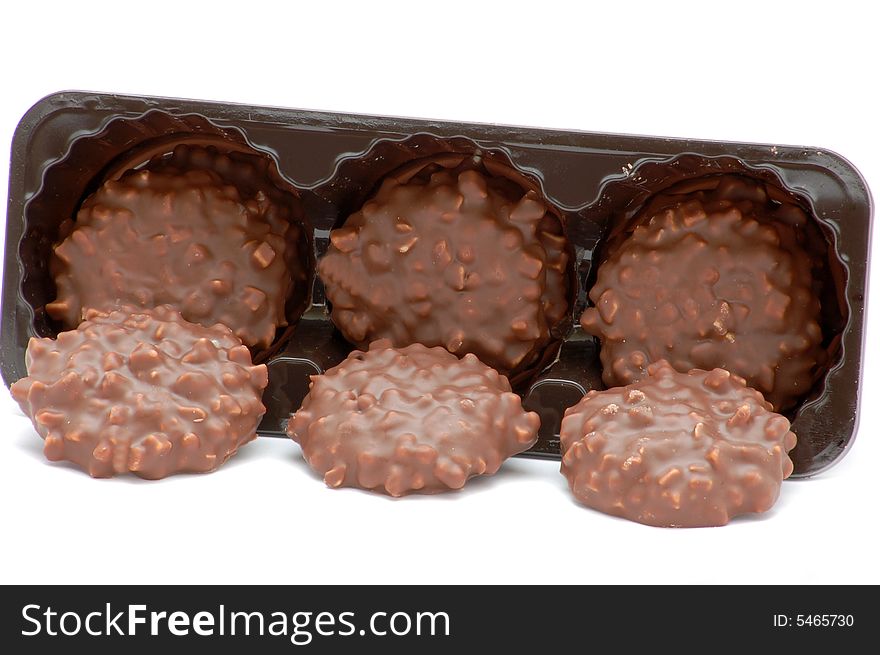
318, 158, 569, 374
580, 176, 824, 411
287, 339, 540, 496
11, 305, 268, 479
560, 360, 797, 527
47, 153, 296, 349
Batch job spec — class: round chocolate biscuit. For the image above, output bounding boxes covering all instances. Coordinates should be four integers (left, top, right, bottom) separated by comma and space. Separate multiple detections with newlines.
318, 157, 569, 374
11, 306, 268, 479
580, 176, 824, 411
287, 340, 540, 496
48, 161, 295, 349
560, 360, 797, 527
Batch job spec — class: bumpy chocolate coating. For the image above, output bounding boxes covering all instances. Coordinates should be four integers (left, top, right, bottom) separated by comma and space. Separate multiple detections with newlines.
318, 158, 569, 374
287, 340, 540, 496
560, 360, 797, 527
47, 148, 298, 349
581, 176, 824, 410
11, 306, 268, 479
149, 144, 307, 252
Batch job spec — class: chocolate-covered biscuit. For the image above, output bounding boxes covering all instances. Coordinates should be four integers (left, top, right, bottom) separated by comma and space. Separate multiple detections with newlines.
580, 175, 824, 410
560, 360, 797, 527
47, 145, 302, 349
287, 339, 540, 496
11, 306, 268, 479
318, 156, 569, 374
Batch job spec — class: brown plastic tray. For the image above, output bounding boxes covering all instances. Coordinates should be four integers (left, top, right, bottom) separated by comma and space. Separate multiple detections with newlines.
2, 91, 872, 477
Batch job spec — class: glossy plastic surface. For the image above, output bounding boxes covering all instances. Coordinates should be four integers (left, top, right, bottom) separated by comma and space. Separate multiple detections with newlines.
2, 91, 871, 476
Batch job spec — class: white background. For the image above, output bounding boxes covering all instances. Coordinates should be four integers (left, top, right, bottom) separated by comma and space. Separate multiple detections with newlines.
0, 0, 877, 584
